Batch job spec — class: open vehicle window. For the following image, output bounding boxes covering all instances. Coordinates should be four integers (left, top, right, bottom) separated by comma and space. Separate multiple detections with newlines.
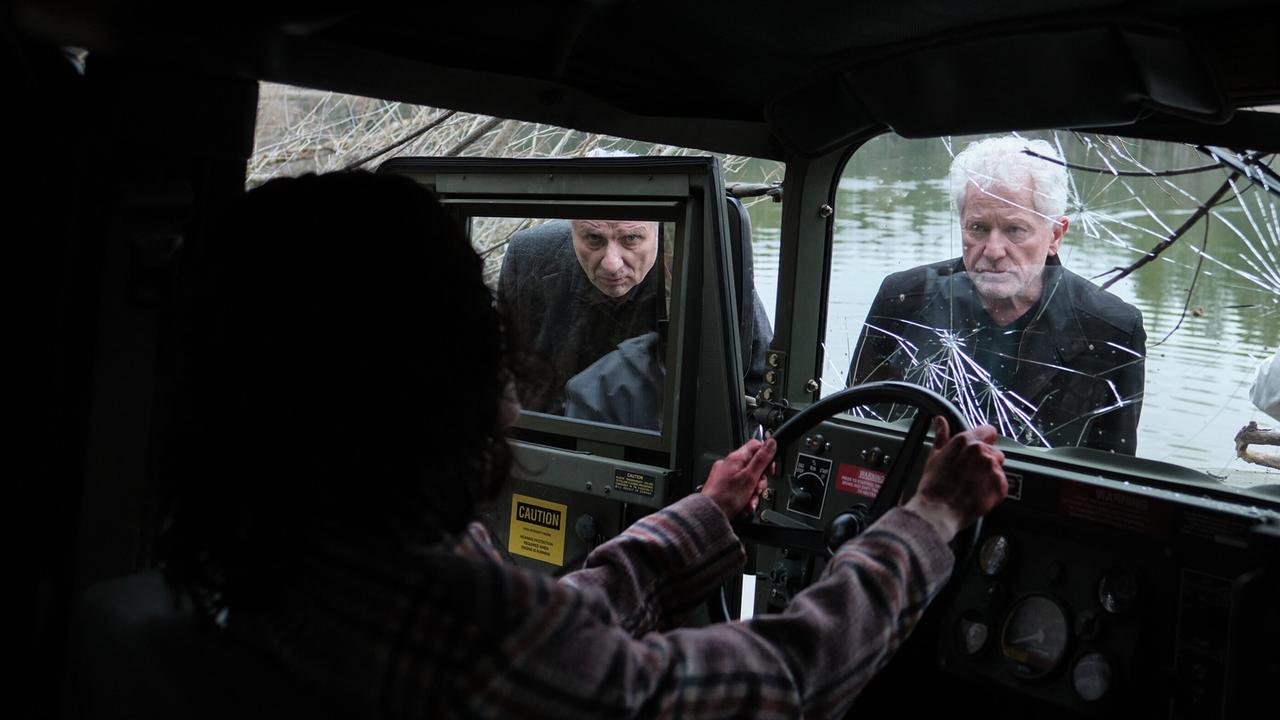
802, 132, 1279, 489
474, 216, 676, 431
378, 156, 775, 575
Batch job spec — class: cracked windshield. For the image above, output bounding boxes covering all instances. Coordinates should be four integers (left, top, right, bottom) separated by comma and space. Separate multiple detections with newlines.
751, 132, 1280, 490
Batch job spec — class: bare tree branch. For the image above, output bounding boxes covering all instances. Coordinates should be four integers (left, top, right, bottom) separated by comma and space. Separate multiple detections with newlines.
445, 117, 505, 157
1097, 172, 1240, 290
1022, 149, 1225, 178
339, 110, 458, 171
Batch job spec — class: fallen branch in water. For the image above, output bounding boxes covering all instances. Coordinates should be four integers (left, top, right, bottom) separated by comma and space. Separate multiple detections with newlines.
1235, 421, 1280, 471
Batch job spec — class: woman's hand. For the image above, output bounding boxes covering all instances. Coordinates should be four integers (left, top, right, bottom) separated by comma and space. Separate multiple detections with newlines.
905, 419, 1008, 543
701, 437, 777, 519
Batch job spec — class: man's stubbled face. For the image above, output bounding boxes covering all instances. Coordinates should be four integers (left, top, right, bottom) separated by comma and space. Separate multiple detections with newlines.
960, 181, 1066, 322
571, 220, 659, 298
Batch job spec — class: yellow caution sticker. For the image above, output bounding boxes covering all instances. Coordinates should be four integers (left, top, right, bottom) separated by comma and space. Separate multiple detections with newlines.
508, 494, 567, 567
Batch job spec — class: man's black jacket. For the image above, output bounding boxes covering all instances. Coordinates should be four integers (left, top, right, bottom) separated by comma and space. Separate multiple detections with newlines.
848, 256, 1146, 454
499, 220, 772, 417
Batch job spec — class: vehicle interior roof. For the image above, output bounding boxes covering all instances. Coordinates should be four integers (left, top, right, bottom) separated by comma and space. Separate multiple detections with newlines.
15, 0, 1280, 159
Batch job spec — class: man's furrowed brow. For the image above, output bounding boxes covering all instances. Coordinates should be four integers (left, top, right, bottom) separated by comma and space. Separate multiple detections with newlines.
574, 220, 613, 232
614, 222, 653, 235
964, 203, 1044, 223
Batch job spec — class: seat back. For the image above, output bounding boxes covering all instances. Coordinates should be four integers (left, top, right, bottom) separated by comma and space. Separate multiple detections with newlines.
725, 196, 757, 361
68, 572, 334, 719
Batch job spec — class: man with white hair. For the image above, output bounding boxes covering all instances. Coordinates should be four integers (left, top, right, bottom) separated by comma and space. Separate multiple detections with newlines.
848, 136, 1147, 454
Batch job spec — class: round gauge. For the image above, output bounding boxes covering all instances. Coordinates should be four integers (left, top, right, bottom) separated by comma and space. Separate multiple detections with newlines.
1000, 594, 1070, 680
978, 535, 1012, 576
955, 610, 991, 656
1097, 569, 1139, 614
1071, 652, 1114, 702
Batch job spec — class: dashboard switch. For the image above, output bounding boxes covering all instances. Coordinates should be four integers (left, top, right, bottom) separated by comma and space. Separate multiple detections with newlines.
1075, 609, 1102, 640
1098, 568, 1139, 614
860, 446, 886, 467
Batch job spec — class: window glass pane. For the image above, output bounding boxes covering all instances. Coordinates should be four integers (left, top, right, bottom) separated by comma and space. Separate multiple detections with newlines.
478, 216, 675, 432
812, 133, 1279, 488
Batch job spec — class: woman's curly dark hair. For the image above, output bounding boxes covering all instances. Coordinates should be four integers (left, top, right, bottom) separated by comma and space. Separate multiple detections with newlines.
158, 171, 511, 620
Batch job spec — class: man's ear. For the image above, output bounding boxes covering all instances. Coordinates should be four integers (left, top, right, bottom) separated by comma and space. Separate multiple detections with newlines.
1048, 216, 1068, 256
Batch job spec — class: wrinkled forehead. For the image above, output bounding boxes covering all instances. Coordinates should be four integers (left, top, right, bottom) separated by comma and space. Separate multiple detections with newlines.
571, 219, 657, 237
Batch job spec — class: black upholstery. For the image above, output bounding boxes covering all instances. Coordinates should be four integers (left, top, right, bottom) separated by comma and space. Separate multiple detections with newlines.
68, 572, 332, 719
725, 196, 759, 368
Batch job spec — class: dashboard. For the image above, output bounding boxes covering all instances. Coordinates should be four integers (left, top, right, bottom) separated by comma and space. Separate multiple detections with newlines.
749, 416, 1280, 718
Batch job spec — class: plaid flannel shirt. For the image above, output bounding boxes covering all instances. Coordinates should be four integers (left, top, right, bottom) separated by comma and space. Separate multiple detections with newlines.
240, 493, 952, 719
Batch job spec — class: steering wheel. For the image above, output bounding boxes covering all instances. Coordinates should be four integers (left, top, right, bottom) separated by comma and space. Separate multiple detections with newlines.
738, 380, 982, 569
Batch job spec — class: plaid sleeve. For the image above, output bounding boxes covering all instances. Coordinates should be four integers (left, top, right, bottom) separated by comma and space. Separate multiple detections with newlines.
560, 493, 745, 635
733, 507, 954, 718
452, 521, 506, 563
408, 504, 951, 720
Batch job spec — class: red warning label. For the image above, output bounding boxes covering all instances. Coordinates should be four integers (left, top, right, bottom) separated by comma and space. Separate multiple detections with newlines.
1059, 482, 1172, 537
836, 463, 885, 497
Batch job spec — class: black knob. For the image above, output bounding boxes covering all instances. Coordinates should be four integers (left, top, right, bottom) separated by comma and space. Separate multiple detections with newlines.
1074, 610, 1102, 640
825, 506, 870, 552
790, 471, 824, 512
789, 488, 815, 512
860, 446, 885, 467
574, 514, 599, 543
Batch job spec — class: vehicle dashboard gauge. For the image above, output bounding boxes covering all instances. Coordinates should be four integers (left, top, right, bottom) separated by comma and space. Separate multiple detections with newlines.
978, 535, 1012, 577
1071, 652, 1115, 702
955, 609, 992, 656
1000, 594, 1070, 680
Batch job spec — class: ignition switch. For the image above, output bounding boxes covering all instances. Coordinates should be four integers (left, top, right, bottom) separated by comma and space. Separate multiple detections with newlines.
788, 454, 833, 516
789, 472, 823, 513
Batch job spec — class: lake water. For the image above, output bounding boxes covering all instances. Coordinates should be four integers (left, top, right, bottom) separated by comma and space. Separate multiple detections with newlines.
740, 134, 1280, 486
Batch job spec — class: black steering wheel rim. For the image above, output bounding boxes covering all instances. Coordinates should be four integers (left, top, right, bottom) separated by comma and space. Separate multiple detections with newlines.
770, 380, 982, 565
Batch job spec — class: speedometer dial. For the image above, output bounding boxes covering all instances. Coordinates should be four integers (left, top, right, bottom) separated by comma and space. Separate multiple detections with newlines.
1000, 594, 1070, 680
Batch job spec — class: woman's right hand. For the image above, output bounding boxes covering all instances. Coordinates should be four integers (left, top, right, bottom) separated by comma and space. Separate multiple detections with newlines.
905, 419, 1008, 543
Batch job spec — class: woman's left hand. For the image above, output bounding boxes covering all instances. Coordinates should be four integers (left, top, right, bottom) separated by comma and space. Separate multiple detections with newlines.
701, 437, 777, 519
